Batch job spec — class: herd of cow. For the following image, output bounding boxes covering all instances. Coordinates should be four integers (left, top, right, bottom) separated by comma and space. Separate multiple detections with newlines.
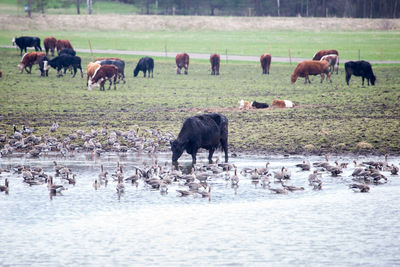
12, 36, 377, 88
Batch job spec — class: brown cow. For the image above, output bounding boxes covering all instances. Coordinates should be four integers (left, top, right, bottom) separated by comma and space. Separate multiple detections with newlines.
86, 62, 101, 86
210, 53, 220, 75
176, 53, 189, 75
260, 53, 271, 74
88, 65, 118, 91
18, 52, 46, 74
44, 37, 57, 56
312, 49, 339, 61
320, 54, 339, 74
291, 61, 331, 84
56, 40, 73, 54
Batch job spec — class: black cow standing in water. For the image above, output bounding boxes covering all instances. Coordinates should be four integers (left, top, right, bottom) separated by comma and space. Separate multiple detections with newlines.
170, 113, 228, 164
133, 57, 154, 78
345, 60, 376, 86
12, 36, 42, 56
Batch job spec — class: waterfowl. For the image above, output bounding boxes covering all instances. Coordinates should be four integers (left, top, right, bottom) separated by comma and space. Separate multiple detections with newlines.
176, 189, 191, 197
283, 184, 305, 192
198, 186, 211, 198
250, 169, 260, 181
268, 187, 287, 194
295, 160, 311, 171
0, 178, 9, 192
308, 170, 322, 190
231, 168, 239, 186
93, 180, 99, 190
125, 169, 140, 183
257, 162, 270, 175
326, 161, 342, 176
116, 175, 125, 194
48, 176, 65, 194
349, 183, 370, 193
390, 164, 399, 175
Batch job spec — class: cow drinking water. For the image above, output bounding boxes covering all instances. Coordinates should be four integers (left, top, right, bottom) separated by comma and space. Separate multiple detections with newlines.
170, 113, 228, 164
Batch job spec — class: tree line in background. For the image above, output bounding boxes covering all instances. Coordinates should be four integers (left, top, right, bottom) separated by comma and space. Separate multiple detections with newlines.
19, 0, 400, 18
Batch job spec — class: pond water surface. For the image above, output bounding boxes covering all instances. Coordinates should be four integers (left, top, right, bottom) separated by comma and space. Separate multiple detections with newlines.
1, 152, 400, 266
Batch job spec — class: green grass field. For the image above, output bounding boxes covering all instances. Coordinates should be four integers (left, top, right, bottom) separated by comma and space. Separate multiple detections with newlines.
1, 47, 399, 154
2, 30, 400, 61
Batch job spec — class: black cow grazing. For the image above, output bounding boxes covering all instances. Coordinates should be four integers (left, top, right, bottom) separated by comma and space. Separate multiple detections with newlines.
345, 60, 376, 86
59, 48, 76, 57
133, 57, 154, 78
44, 55, 83, 78
251, 101, 269, 109
38, 56, 49, 77
170, 113, 228, 164
12, 36, 42, 56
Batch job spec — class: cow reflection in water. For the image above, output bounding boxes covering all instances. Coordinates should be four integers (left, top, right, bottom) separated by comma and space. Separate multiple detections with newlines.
171, 113, 228, 165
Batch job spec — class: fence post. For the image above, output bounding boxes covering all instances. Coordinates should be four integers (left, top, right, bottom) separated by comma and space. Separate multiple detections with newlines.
288, 49, 292, 65
164, 40, 167, 59
88, 40, 93, 58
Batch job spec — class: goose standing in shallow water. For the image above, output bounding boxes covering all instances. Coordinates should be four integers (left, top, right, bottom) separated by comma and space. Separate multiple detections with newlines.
0, 178, 9, 193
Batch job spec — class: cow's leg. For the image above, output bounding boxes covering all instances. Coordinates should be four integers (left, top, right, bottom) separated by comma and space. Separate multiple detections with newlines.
320, 73, 325, 83
191, 149, 198, 164
208, 148, 215, 164
346, 74, 351, 85
72, 67, 77, 78
80, 67, 83, 78
362, 77, 365, 86
176, 67, 181, 75
114, 75, 117, 90
184, 67, 188, 75
327, 72, 332, 83
151, 69, 153, 78
221, 139, 229, 163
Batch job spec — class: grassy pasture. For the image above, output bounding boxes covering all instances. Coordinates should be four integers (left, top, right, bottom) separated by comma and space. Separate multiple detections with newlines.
2, 30, 400, 61
1, 14, 400, 61
1, 48, 399, 154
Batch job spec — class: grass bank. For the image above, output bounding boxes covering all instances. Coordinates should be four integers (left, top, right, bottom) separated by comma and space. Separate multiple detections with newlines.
1, 48, 399, 155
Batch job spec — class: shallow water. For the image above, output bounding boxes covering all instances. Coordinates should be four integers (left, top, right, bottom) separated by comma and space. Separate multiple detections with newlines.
1, 152, 400, 266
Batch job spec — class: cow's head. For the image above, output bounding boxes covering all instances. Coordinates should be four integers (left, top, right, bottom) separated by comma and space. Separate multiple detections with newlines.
17, 63, 25, 74
88, 78, 102, 90
370, 75, 376, 86
12, 37, 16, 46
170, 139, 185, 163
43, 61, 50, 71
291, 73, 297, 84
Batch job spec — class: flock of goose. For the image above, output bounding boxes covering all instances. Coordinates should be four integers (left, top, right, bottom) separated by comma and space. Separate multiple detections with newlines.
0, 123, 174, 158
0, 124, 399, 198
0, 151, 398, 199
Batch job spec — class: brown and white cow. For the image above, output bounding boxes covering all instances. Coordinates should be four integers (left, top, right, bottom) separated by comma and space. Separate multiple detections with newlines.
271, 99, 295, 108
44, 37, 57, 56
320, 54, 339, 74
56, 40, 73, 54
210, 53, 220, 75
18, 52, 46, 74
312, 49, 339, 61
291, 60, 331, 84
88, 64, 118, 91
176, 53, 189, 75
86, 62, 101, 87
260, 53, 271, 74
